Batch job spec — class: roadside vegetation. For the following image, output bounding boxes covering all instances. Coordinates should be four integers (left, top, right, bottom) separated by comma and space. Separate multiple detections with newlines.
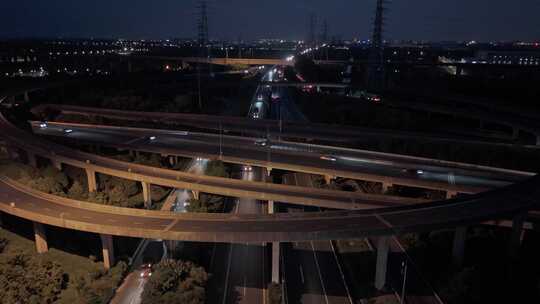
0, 229, 127, 304
0, 161, 169, 209
267, 283, 283, 304
186, 160, 229, 213
141, 259, 208, 304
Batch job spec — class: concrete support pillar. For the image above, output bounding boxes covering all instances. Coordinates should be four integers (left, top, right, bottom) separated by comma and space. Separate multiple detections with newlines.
382, 182, 392, 193
51, 159, 62, 171
375, 236, 390, 290
191, 190, 200, 200
446, 191, 458, 199
266, 167, 273, 176
452, 226, 467, 268
509, 212, 526, 258
168, 155, 177, 166
142, 182, 152, 208
324, 175, 334, 185
27, 152, 37, 168
129, 150, 135, 158
86, 169, 97, 193
272, 241, 280, 283
100, 234, 115, 270
23, 91, 29, 102
33, 222, 48, 254
268, 200, 275, 214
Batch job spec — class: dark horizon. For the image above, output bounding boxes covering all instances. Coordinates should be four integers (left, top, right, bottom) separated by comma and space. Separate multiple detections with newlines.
1, 0, 540, 42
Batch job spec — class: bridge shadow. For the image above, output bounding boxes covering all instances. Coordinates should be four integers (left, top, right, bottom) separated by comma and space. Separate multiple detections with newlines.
283, 240, 445, 303
0, 211, 138, 265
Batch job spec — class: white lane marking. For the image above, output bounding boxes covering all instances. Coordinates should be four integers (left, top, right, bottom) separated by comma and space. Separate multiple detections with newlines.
310, 242, 329, 304
222, 200, 239, 304
262, 241, 267, 304
299, 265, 305, 283
329, 241, 354, 304
222, 244, 234, 304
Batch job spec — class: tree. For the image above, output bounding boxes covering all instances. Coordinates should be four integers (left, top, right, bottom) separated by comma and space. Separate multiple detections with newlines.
267, 283, 282, 304
73, 261, 128, 304
108, 183, 129, 206
134, 153, 163, 168
0, 253, 67, 304
68, 181, 87, 200
186, 194, 223, 213
42, 166, 69, 188
141, 259, 208, 304
205, 160, 228, 178
88, 191, 109, 204
186, 199, 208, 213
0, 238, 7, 253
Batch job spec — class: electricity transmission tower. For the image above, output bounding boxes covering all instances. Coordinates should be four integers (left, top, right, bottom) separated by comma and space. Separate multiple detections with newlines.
367, 0, 388, 91
197, 1, 209, 46
196, 1, 209, 110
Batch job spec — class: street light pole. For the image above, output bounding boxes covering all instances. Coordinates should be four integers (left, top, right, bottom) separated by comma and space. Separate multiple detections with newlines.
401, 260, 408, 304
266, 125, 271, 164
219, 121, 223, 159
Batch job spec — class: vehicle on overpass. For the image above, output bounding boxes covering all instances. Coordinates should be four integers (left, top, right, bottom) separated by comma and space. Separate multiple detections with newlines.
350, 90, 383, 103
271, 88, 280, 101
254, 138, 267, 146
320, 155, 337, 162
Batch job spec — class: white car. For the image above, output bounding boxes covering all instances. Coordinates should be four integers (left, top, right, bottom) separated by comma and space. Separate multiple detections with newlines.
149, 136, 157, 141
254, 139, 267, 147
63, 129, 73, 134
320, 155, 337, 162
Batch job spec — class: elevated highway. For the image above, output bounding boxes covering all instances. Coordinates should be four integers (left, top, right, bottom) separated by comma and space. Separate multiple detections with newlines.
33, 104, 536, 150
29, 121, 531, 193
2, 85, 540, 288
146, 56, 293, 67
2, 115, 424, 210
1, 174, 538, 244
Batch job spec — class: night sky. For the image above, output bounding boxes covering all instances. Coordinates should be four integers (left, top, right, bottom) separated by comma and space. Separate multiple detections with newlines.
1, 0, 539, 41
